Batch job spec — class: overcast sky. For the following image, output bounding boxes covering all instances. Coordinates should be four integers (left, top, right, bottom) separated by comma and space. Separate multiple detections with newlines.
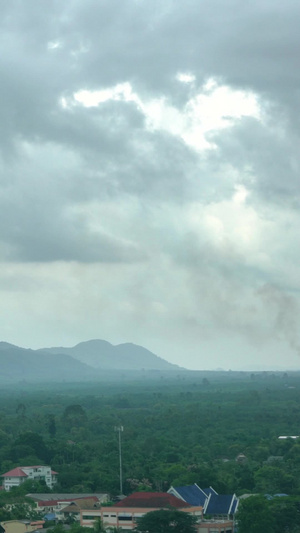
1, 0, 300, 370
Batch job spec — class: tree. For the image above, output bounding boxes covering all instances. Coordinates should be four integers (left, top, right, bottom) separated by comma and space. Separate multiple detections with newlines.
135, 509, 197, 533
14, 432, 49, 462
93, 517, 107, 533
47, 414, 57, 438
269, 496, 300, 533
47, 525, 65, 533
254, 464, 296, 494
237, 495, 275, 533
16, 403, 26, 418
63, 404, 87, 429
11, 479, 51, 495
69, 524, 92, 533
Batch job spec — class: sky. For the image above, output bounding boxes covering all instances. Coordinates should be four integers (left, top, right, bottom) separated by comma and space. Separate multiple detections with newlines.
1, 0, 300, 371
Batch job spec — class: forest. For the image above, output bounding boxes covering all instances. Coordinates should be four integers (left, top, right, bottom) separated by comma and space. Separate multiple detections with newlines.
0, 370, 300, 500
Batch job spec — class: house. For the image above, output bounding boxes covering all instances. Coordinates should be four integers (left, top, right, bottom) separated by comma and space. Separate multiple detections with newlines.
56, 498, 100, 522
168, 483, 239, 532
26, 493, 108, 517
235, 453, 247, 464
81, 492, 203, 530
1, 466, 58, 491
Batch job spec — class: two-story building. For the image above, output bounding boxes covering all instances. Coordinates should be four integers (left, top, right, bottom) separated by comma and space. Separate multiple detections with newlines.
1, 466, 58, 491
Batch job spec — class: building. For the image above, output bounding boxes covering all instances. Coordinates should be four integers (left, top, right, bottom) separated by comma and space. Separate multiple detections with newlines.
26, 493, 108, 518
81, 492, 203, 530
0, 520, 44, 533
168, 484, 238, 532
168, 484, 239, 518
56, 498, 101, 522
1, 466, 58, 491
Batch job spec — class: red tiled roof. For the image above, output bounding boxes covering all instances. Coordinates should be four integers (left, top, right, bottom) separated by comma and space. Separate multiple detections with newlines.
1, 466, 58, 478
116, 492, 191, 509
1, 467, 28, 478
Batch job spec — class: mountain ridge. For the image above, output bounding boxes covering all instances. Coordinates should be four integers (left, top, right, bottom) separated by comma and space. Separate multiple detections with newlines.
41, 339, 180, 371
0, 339, 181, 382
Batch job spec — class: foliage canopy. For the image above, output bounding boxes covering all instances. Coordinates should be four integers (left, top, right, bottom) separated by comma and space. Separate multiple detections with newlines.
135, 509, 197, 533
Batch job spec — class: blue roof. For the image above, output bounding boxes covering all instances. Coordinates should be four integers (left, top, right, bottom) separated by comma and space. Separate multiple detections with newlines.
231, 498, 239, 514
206, 494, 237, 515
203, 487, 218, 497
169, 484, 239, 516
170, 485, 207, 506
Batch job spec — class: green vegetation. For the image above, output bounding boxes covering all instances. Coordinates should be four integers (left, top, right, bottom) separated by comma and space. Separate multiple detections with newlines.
0, 370, 300, 504
47, 524, 91, 533
237, 495, 300, 532
135, 509, 197, 533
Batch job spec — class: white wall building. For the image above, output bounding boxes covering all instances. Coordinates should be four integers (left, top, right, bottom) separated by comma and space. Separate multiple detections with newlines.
1, 466, 58, 491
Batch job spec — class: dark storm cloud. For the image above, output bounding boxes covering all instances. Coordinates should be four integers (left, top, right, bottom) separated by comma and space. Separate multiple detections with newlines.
3, 0, 300, 115
55, 0, 300, 107
209, 115, 300, 207
1, 0, 300, 367
2, 0, 300, 156
0, 161, 145, 264
0, 91, 199, 262
258, 284, 300, 355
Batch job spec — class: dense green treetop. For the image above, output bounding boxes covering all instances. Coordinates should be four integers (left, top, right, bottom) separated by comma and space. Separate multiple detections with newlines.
0, 372, 300, 499
135, 509, 197, 533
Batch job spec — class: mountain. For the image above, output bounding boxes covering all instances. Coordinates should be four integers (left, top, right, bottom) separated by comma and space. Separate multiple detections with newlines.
0, 339, 180, 383
41, 339, 179, 371
0, 341, 94, 382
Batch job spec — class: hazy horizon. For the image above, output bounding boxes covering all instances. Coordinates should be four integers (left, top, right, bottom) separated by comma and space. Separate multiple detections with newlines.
1, 337, 299, 373
1, 1, 300, 371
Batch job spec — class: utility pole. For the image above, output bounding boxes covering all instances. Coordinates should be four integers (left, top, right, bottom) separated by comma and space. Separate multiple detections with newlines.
114, 426, 124, 494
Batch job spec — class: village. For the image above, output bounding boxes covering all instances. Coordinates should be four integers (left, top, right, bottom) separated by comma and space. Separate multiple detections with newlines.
0, 465, 237, 533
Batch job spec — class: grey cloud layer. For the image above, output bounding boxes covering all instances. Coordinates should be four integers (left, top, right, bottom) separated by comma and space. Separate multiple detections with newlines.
1, 0, 300, 366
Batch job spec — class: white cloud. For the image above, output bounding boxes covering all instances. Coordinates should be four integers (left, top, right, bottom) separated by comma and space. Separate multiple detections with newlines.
47, 40, 63, 50
176, 72, 196, 84
74, 82, 136, 107
70, 78, 262, 151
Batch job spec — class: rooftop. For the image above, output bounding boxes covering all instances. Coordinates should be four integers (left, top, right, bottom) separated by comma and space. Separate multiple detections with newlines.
116, 492, 191, 509
1, 468, 28, 478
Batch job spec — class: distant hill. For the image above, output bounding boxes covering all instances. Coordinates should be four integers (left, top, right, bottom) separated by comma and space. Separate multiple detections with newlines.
0, 341, 94, 382
0, 339, 180, 383
41, 339, 180, 371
